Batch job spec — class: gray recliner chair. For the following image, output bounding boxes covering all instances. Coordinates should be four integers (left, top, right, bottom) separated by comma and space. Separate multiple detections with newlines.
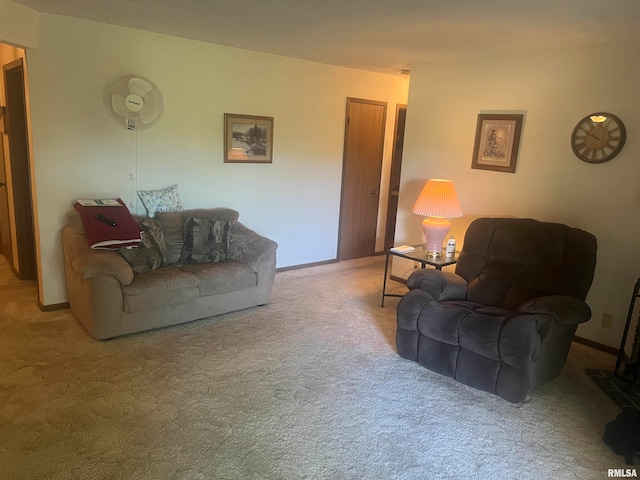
396, 217, 597, 403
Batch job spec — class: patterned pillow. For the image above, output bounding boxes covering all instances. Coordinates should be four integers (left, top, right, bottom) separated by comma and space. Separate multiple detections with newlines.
118, 218, 167, 274
137, 184, 184, 219
179, 217, 231, 265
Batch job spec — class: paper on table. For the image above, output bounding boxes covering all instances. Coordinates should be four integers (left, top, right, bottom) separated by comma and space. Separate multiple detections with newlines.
390, 245, 416, 253
76, 199, 121, 207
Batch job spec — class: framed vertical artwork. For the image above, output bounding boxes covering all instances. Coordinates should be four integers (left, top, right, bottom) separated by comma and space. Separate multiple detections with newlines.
471, 114, 523, 173
224, 113, 274, 163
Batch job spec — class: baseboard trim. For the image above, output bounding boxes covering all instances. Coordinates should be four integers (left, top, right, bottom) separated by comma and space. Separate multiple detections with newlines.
38, 301, 70, 312
277, 253, 390, 273
573, 335, 618, 356
276, 259, 338, 273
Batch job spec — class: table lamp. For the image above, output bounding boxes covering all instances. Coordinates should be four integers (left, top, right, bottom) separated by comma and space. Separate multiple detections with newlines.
412, 178, 463, 258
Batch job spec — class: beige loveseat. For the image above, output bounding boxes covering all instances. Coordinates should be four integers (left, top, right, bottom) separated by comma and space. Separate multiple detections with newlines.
62, 207, 277, 339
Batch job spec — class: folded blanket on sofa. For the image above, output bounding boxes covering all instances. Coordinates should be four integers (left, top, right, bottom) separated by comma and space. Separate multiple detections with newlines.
74, 198, 142, 249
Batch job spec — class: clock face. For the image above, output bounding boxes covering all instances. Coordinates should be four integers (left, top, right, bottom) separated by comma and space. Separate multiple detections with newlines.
571, 112, 626, 163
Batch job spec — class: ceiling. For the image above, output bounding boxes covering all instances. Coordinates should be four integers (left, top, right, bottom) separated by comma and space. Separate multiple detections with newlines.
13, 0, 640, 75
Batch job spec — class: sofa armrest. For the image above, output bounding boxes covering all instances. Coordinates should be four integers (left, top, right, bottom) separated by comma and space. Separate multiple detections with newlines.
228, 222, 278, 272
62, 226, 134, 285
517, 295, 592, 325
406, 269, 467, 301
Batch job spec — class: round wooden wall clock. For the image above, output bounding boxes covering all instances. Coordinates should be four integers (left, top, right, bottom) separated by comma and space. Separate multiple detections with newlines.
571, 112, 626, 163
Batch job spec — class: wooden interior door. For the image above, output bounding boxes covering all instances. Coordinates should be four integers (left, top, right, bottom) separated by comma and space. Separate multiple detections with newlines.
384, 104, 407, 250
0, 134, 12, 265
3, 58, 36, 280
338, 98, 387, 260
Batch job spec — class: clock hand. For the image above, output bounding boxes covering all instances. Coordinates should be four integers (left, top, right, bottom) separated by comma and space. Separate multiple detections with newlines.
585, 132, 600, 140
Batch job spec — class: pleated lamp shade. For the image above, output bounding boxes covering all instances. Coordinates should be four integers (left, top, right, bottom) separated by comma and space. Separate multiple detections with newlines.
412, 179, 462, 218
412, 179, 462, 257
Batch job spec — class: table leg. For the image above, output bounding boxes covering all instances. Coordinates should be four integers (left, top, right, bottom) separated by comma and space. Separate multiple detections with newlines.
382, 252, 391, 307
615, 278, 640, 377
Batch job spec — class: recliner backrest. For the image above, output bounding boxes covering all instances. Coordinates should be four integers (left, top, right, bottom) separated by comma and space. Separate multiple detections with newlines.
455, 218, 597, 310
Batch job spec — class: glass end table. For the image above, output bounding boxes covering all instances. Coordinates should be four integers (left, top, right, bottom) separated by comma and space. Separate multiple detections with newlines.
381, 244, 457, 307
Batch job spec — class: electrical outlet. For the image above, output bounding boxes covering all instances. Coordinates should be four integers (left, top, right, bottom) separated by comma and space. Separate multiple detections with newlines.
602, 313, 613, 328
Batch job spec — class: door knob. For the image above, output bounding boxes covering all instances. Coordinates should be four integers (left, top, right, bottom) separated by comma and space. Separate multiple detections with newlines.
0, 182, 5, 187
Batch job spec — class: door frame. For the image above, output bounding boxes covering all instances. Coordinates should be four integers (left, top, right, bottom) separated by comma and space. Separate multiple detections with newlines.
337, 97, 387, 260
3, 57, 37, 281
383, 103, 407, 251
0, 133, 13, 266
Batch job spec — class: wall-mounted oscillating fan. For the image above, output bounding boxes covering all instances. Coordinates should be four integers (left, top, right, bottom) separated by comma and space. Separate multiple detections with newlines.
107, 74, 164, 130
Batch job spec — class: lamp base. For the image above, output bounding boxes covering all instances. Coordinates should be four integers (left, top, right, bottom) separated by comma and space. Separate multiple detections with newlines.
421, 217, 451, 258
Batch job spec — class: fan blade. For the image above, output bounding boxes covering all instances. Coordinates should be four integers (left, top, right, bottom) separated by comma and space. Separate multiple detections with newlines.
128, 77, 152, 97
111, 94, 127, 116
139, 100, 161, 125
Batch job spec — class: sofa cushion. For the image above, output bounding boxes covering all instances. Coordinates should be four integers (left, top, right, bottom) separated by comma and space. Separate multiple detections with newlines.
117, 218, 167, 274
179, 217, 231, 264
121, 266, 199, 312
137, 184, 184, 218
154, 212, 186, 264
179, 260, 257, 296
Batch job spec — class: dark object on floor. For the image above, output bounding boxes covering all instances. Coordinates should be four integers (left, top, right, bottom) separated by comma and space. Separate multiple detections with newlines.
604, 410, 640, 465
396, 217, 597, 403
624, 362, 639, 377
614, 277, 640, 382
586, 369, 640, 410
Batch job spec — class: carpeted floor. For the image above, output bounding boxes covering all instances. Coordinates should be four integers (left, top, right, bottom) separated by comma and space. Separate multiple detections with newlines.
0, 254, 629, 479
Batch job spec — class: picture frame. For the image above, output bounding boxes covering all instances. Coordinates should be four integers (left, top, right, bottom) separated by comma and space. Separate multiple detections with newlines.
471, 114, 523, 173
224, 113, 274, 163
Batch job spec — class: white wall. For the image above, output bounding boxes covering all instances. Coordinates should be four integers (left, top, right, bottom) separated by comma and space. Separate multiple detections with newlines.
23, 14, 407, 305
397, 40, 640, 347
0, 0, 38, 48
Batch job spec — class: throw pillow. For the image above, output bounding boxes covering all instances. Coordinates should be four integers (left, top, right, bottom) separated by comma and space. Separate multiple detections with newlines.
179, 217, 231, 265
154, 212, 186, 264
137, 184, 184, 219
139, 217, 167, 265
117, 218, 167, 274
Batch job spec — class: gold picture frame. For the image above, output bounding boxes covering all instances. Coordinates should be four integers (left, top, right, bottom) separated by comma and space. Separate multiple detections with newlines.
471, 114, 523, 173
224, 113, 274, 163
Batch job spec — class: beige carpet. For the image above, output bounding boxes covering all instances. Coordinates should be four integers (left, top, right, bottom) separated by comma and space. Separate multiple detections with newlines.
0, 254, 627, 479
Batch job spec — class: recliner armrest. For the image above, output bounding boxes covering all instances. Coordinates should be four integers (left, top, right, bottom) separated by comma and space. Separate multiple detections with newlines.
517, 295, 592, 325
406, 269, 467, 301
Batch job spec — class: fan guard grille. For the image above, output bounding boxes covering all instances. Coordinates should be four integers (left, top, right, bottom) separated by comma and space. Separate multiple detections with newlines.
107, 74, 164, 130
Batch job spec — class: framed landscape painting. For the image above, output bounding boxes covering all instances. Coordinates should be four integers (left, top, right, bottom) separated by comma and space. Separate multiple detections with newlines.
224, 114, 274, 163
471, 114, 523, 173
